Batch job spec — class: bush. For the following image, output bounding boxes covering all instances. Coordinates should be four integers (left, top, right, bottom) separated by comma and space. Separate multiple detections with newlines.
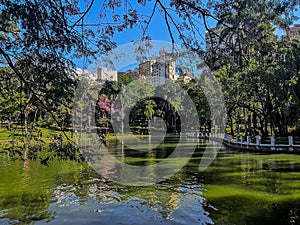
36, 117, 55, 128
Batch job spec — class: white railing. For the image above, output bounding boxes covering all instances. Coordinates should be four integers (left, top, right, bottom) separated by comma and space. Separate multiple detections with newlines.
180, 132, 300, 152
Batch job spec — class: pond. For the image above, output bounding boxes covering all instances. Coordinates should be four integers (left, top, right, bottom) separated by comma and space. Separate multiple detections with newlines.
0, 137, 300, 225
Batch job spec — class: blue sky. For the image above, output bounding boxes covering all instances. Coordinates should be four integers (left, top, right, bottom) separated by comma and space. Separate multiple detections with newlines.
75, 0, 300, 69
75, 0, 212, 68
79, 0, 187, 44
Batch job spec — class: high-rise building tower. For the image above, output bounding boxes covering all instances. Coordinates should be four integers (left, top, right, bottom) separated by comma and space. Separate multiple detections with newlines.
290, 24, 300, 40
97, 67, 118, 82
138, 51, 176, 86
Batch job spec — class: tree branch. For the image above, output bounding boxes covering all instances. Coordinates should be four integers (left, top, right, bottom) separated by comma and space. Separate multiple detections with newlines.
0, 47, 74, 142
71, 0, 95, 28
156, 0, 189, 48
141, 0, 158, 38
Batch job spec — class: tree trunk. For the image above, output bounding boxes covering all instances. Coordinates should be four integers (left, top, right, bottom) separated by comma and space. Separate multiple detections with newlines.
30, 108, 38, 139
8, 114, 11, 131
121, 94, 124, 134
230, 116, 234, 136
148, 118, 151, 135
24, 112, 28, 137
243, 108, 247, 136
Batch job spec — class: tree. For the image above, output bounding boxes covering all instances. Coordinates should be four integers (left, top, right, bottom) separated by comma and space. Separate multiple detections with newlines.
0, 67, 21, 130
1, 0, 299, 138
206, 0, 300, 137
144, 99, 156, 134
181, 80, 211, 132
0, 0, 98, 134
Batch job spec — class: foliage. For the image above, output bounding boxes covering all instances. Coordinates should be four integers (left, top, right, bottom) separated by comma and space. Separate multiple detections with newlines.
206, 0, 300, 137
1, 0, 300, 142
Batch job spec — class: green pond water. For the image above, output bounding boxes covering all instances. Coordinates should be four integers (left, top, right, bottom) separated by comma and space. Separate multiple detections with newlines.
0, 137, 300, 225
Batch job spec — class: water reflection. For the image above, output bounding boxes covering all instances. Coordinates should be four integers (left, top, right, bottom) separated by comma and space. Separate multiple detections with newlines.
43, 177, 213, 225
0, 138, 300, 224
203, 151, 300, 225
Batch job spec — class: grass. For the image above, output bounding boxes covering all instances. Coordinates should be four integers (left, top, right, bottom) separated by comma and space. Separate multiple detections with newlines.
0, 128, 10, 142
0, 126, 74, 150
105, 133, 151, 140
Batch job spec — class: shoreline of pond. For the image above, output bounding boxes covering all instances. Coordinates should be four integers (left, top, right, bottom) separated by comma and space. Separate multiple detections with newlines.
190, 133, 300, 154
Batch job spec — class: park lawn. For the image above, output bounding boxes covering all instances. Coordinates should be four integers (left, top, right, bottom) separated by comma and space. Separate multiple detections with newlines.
105, 133, 151, 140
0, 126, 74, 146
0, 127, 10, 142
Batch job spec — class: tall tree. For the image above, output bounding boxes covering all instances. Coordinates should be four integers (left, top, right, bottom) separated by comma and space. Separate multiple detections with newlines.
206, 0, 300, 137
144, 99, 156, 134
1, 0, 299, 137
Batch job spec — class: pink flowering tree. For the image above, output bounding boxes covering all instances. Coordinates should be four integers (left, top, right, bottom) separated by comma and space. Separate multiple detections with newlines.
97, 93, 115, 116
96, 93, 116, 135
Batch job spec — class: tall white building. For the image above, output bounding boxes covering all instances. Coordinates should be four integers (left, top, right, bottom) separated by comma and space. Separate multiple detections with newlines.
138, 51, 176, 86
97, 67, 118, 82
138, 60, 156, 82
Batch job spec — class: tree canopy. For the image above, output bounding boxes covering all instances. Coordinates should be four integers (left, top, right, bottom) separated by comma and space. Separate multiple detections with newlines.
1, 0, 300, 137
